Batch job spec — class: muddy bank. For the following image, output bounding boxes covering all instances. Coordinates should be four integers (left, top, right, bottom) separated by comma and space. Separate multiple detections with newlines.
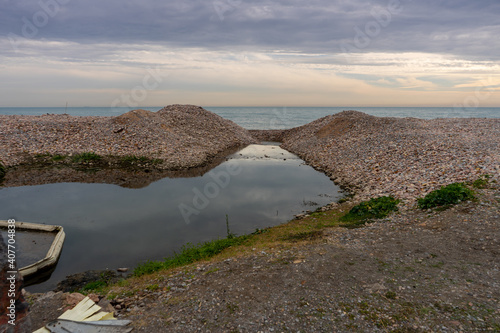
0, 105, 256, 178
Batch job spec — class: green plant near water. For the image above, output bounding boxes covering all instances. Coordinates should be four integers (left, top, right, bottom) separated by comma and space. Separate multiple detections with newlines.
133, 235, 249, 277
340, 196, 400, 226
80, 271, 116, 293
226, 214, 236, 239
51, 154, 67, 161
417, 182, 475, 209
134, 216, 246, 277
81, 280, 107, 292
72, 152, 102, 163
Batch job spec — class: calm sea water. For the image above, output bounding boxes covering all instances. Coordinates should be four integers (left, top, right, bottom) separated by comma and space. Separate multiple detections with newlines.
0, 106, 498, 130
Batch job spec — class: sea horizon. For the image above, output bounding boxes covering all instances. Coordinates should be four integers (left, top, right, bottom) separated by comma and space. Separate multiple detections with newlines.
1, 106, 498, 130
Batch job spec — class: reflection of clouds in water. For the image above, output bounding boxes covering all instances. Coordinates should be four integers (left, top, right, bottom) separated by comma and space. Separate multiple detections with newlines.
228, 144, 300, 161
0, 146, 342, 291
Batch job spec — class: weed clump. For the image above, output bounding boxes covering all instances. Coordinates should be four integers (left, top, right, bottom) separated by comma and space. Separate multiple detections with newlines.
133, 235, 249, 277
51, 154, 67, 161
80, 270, 117, 294
340, 196, 400, 227
472, 174, 492, 189
120, 155, 162, 165
72, 152, 102, 163
417, 183, 475, 209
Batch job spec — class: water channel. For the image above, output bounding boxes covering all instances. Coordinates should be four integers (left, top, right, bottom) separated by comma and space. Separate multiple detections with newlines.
0, 143, 343, 292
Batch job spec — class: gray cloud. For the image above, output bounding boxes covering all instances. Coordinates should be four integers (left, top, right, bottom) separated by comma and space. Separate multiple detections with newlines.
1, 0, 499, 59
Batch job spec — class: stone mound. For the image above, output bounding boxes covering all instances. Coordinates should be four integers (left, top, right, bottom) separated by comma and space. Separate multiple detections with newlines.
114, 109, 159, 124
0, 105, 256, 171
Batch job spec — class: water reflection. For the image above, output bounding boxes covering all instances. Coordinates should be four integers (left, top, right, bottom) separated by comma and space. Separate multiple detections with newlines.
0, 144, 342, 292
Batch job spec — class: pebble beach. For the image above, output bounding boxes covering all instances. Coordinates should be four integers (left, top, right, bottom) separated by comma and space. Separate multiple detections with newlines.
279, 111, 500, 204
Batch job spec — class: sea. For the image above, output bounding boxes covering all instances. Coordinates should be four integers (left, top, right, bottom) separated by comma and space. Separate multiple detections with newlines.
0, 106, 498, 130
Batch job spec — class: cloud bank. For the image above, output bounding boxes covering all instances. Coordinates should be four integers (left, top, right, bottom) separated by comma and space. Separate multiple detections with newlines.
1, 0, 499, 107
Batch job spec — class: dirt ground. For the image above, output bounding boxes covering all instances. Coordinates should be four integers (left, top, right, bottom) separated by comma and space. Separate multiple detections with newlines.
28, 182, 500, 332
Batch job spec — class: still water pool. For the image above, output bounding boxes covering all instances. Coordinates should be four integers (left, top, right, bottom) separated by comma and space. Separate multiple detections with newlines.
0, 144, 342, 292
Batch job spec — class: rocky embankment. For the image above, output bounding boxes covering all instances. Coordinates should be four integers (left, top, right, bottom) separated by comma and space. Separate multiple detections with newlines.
0, 105, 256, 187
0, 105, 255, 170
275, 111, 500, 203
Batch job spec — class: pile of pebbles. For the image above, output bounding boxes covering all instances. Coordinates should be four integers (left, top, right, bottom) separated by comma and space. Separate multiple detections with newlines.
280, 111, 500, 203
0, 105, 255, 170
1, 107, 498, 205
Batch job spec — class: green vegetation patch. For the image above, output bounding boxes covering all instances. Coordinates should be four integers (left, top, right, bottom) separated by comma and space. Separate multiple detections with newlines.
417, 182, 475, 210
472, 174, 492, 189
51, 154, 67, 161
340, 196, 400, 227
80, 270, 117, 294
133, 235, 249, 277
72, 152, 102, 163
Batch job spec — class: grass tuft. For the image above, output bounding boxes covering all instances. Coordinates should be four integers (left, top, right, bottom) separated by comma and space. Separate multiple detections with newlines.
51, 154, 67, 161
72, 152, 102, 163
133, 235, 249, 277
472, 174, 492, 189
417, 182, 475, 209
340, 196, 400, 227
80, 270, 117, 294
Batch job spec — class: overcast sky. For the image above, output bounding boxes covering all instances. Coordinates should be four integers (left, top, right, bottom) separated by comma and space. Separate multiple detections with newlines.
1, 0, 499, 107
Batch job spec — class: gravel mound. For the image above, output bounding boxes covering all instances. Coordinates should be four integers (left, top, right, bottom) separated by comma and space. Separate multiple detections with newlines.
280, 111, 500, 203
0, 105, 255, 170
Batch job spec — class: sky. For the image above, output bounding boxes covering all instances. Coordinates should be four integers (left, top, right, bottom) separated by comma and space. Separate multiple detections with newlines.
0, 0, 499, 107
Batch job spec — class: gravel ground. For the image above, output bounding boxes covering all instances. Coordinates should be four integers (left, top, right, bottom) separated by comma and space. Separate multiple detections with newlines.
19, 109, 500, 332
0, 105, 255, 170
